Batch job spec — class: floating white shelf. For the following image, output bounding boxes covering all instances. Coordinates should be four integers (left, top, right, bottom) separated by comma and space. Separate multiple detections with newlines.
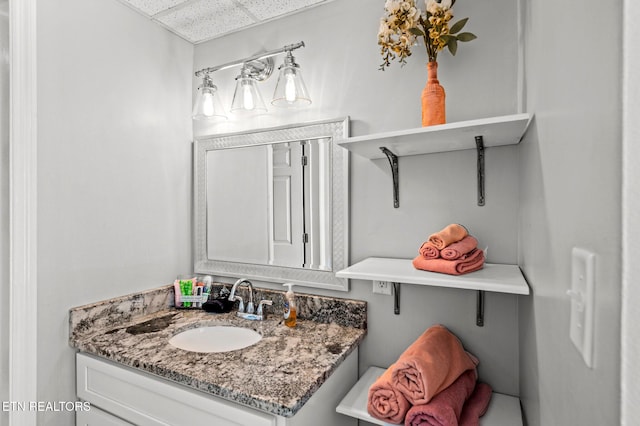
336, 257, 529, 295
336, 366, 523, 426
338, 113, 532, 160
337, 113, 532, 207
336, 257, 529, 324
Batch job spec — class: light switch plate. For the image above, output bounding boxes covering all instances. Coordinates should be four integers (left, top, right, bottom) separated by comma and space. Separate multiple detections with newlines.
569, 247, 596, 368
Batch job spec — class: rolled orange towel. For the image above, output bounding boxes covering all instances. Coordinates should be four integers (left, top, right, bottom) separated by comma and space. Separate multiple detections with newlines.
391, 325, 478, 405
412, 249, 485, 276
440, 235, 478, 260
428, 224, 468, 250
419, 241, 440, 259
403, 369, 478, 426
367, 365, 411, 424
459, 382, 493, 426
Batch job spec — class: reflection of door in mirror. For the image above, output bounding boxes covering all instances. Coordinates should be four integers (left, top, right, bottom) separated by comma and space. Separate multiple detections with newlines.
269, 138, 332, 270
303, 138, 332, 271
269, 142, 304, 268
206, 139, 332, 270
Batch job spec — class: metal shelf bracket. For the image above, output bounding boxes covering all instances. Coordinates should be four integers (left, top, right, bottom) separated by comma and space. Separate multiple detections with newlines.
389, 284, 484, 324
393, 282, 400, 314
475, 136, 485, 206
476, 290, 485, 326
380, 147, 399, 208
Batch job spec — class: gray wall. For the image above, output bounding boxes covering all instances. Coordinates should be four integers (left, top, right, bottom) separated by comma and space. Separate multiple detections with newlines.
0, 1, 9, 424
622, 2, 640, 424
194, 0, 524, 395
518, 0, 621, 425
36, 0, 193, 424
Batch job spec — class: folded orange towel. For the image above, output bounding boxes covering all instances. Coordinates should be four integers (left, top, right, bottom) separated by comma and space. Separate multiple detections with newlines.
412, 249, 485, 276
428, 224, 468, 250
440, 235, 478, 260
459, 382, 493, 426
367, 365, 412, 424
419, 241, 440, 259
403, 369, 478, 426
391, 325, 478, 405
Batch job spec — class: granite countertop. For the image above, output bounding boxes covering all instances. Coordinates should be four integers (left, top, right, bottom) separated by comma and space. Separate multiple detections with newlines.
69, 285, 367, 417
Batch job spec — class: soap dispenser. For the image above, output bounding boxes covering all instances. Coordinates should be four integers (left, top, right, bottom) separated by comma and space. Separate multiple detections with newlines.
282, 283, 297, 328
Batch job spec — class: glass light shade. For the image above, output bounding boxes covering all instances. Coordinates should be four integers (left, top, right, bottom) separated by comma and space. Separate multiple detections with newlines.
192, 80, 227, 121
230, 77, 267, 114
271, 66, 311, 108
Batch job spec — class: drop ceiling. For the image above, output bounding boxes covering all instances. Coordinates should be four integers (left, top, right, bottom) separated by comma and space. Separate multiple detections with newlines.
118, 0, 335, 44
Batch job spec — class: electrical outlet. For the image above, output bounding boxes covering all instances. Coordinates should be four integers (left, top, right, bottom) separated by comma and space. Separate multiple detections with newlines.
373, 281, 393, 295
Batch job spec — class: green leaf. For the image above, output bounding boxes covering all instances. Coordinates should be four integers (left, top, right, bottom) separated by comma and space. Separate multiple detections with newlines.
447, 37, 458, 55
456, 32, 477, 42
449, 18, 468, 34
409, 27, 425, 37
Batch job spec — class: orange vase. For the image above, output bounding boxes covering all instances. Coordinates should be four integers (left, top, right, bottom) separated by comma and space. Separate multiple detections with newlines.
421, 61, 446, 127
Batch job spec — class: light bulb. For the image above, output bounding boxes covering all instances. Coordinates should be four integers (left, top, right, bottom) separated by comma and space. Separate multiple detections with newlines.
201, 91, 215, 117
271, 59, 311, 108
243, 81, 255, 110
193, 80, 227, 121
284, 74, 296, 103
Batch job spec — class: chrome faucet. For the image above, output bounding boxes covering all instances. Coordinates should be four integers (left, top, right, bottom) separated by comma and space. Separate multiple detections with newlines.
228, 278, 271, 320
229, 278, 255, 313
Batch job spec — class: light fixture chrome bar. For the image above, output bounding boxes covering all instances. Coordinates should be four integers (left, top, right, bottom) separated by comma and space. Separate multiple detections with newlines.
195, 41, 305, 77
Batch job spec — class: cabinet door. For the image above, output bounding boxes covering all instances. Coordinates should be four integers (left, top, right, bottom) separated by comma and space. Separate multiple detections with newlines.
76, 353, 276, 426
76, 405, 133, 426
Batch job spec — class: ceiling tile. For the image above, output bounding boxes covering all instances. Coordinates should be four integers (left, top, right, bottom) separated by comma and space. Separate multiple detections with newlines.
236, 0, 328, 21
156, 0, 256, 43
123, 0, 190, 17
117, 0, 337, 43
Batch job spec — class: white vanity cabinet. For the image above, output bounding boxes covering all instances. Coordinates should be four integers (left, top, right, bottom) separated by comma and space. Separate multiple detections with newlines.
76, 405, 134, 425
76, 350, 358, 426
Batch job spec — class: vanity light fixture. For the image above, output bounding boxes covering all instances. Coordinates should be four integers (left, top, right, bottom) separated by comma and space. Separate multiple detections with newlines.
230, 64, 269, 114
193, 41, 311, 120
271, 50, 311, 108
192, 74, 227, 121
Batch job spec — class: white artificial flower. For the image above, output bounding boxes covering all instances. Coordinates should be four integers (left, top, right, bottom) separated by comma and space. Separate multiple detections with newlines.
426, 0, 439, 15
440, 0, 452, 9
385, 0, 401, 13
379, 18, 389, 34
409, 7, 421, 21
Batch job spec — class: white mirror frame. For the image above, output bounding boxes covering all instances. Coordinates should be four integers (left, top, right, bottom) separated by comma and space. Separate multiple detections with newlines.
193, 117, 349, 291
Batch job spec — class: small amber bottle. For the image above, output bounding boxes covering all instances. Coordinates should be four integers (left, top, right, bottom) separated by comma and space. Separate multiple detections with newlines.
283, 283, 297, 328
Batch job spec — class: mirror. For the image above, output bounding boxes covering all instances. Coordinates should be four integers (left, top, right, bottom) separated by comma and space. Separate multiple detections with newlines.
194, 118, 349, 291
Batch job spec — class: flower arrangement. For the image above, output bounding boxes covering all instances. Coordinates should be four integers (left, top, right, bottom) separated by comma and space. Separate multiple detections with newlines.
378, 0, 476, 69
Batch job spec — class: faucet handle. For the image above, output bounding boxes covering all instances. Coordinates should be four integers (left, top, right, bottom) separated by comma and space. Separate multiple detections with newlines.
232, 295, 244, 313
256, 300, 273, 317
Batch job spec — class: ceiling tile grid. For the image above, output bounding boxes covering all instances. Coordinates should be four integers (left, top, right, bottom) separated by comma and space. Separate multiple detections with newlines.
237, 0, 327, 21
118, 0, 336, 44
156, 0, 256, 43
123, 0, 190, 17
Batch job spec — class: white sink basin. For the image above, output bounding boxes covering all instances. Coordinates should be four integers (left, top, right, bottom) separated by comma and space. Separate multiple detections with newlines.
168, 326, 262, 353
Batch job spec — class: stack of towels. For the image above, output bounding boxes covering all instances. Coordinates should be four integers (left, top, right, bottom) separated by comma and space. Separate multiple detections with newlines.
412, 224, 485, 276
367, 325, 492, 426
